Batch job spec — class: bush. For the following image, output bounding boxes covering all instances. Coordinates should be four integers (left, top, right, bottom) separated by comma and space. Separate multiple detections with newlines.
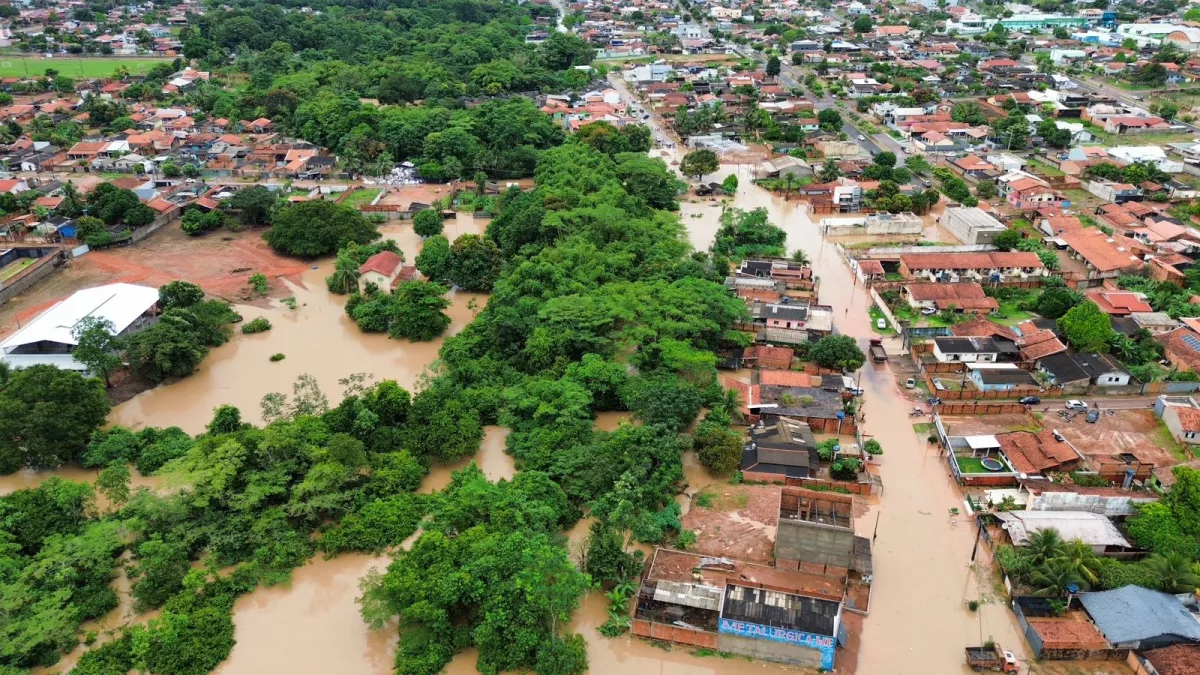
269, 353, 286, 362
241, 317, 272, 334
412, 208, 443, 237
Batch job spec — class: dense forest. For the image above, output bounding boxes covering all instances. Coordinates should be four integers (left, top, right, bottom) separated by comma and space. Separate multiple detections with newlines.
165, 0, 598, 177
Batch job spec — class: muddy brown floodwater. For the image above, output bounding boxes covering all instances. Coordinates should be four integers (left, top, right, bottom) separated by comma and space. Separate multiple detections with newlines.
110, 217, 486, 434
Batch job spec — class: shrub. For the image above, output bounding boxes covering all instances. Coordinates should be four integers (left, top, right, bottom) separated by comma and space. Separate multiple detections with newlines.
248, 273, 269, 295
269, 353, 285, 362
241, 317, 272, 334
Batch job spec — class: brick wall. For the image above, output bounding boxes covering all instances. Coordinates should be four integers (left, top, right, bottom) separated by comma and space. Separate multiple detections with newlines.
631, 619, 719, 648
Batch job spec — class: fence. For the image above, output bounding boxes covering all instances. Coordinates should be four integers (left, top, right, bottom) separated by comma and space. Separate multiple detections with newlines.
783, 475, 879, 496
935, 402, 1032, 415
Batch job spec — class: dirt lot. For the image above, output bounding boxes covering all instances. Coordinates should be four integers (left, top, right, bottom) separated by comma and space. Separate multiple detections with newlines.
942, 413, 1042, 436
682, 484, 780, 565
1051, 409, 1188, 468
0, 223, 308, 337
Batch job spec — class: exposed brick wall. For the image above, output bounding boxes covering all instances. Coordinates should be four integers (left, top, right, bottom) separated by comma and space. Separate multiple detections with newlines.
632, 619, 719, 648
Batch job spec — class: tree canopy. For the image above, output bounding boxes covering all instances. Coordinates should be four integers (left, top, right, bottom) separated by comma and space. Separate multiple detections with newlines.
264, 201, 380, 257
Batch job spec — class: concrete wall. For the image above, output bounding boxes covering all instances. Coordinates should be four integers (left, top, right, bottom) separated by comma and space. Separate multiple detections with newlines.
775, 519, 856, 569
0, 250, 63, 305
822, 215, 923, 237
716, 631, 827, 669
632, 619, 719, 648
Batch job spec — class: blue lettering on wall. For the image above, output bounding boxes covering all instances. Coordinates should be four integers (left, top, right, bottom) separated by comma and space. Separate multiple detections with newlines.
718, 618, 836, 670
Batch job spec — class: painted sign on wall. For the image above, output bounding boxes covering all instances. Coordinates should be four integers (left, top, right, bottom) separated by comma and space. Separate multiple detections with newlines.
718, 618, 835, 670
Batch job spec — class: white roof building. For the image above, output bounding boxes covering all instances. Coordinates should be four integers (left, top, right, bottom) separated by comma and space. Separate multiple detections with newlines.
1108, 146, 1185, 173
0, 283, 159, 372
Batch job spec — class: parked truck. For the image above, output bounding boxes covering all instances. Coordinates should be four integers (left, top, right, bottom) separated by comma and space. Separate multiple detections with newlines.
869, 338, 887, 363
965, 644, 1018, 672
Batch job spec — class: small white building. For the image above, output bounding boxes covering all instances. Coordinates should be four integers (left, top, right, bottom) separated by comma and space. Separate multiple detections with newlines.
1108, 146, 1185, 174
0, 283, 159, 372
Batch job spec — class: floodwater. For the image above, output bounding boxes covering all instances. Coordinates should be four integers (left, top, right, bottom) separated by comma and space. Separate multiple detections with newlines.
110, 217, 486, 435
416, 425, 515, 493
212, 554, 396, 675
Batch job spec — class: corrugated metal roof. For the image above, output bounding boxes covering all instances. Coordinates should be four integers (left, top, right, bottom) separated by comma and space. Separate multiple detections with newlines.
653, 580, 722, 611
995, 511, 1130, 548
1078, 586, 1200, 645
0, 283, 158, 354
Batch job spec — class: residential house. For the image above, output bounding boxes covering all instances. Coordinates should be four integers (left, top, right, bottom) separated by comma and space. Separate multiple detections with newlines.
939, 207, 1008, 245
740, 416, 820, 479
1038, 352, 1131, 388
932, 336, 999, 363
1085, 179, 1142, 204
997, 430, 1082, 475
1107, 146, 1184, 174
898, 251, 1045, 282
1156, 325, 1200, 372
995, 512, 1133, 555
967, 363, 1040, 391
902, 282, 999, 314
1086, 289, 1152, 316
1005, 176, 1069, 211
358, 251, 411, 293
1060, 229, 1145, 283
1077, 586, 1200, 650
1153, 396, 1200, 446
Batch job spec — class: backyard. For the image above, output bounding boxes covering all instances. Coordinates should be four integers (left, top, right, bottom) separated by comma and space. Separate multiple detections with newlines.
954, 453, 1010, 474
0, 258, 33, 282
341, 188, 381, 208
0, 56, 172, 78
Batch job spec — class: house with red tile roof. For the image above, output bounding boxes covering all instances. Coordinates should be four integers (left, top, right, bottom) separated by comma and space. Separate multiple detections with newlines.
1060, 229, 1146, 282
358, 251, 405, 293
1005, 176, 1069, 211
1086, 289, 1153, 316
898, 251, 1045, 282
901, 282, 999, 314
1156, 325, 1200, 373
997, 429, 1081, 475
1156, 397, 1200, 446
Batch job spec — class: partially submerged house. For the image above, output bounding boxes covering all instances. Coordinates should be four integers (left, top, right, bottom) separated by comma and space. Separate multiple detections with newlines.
741, 417, 820, 480
995, 511, 1134, 555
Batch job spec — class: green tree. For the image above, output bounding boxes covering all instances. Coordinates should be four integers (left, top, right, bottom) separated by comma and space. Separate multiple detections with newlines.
264, 201, 380, 257
158, 281, 204, 310
766, 55, 781, 78
388, 281, 452, 341
228, 185, 279, 226
71, 316, 122, 387
817, 108, 842, 132
809, 335, 866, 371
694, 412, 743, 475
1025, 528, 1066, 565
712, 207, 786, 258
852, 16, 873, 33
1143, 552, 1200, 593
992, 228, 1024, 251
679, 149, 719, 180
1057, 301, 1114, 353
96, 462, 131, 506
449, 234, 502, 292
0, 365, 111, 472
415, 234, 452, 283
130, 537, 191, 611
817, 158, 841, 182
412, 208, 443, 238
1030, 558, 1087, 596
1035, 286, 1083, 319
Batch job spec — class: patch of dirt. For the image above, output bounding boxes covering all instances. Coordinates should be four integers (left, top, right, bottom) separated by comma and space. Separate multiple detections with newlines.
1054, 409, 1182, 468
942, 413, 1041, 436
682, 484, 780, 565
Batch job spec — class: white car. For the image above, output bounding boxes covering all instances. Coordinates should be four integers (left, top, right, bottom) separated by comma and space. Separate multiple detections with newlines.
1065, 400, 1088, 410
858, 134, 866, 141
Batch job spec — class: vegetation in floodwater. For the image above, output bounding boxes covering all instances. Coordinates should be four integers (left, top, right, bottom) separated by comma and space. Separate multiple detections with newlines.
269, 353, 286, 362
241, 317, 272, 334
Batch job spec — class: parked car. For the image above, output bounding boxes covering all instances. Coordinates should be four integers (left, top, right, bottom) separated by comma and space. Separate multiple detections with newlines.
1065, 400, 1088, 410
1019, 396, 1041, 405
1086, 409, 1100, 423
921, 307, 937, 315
858, 134, 866, 141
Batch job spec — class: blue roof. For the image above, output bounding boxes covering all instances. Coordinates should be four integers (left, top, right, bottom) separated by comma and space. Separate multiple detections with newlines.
1078, 586, 1200, 645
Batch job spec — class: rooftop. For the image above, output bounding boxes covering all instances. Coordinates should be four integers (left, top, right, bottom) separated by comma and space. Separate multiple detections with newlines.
1079, 586, 1200, 645
998, 430, 1078, 474
0, 283, 158, 360
996, 511, 1130, 548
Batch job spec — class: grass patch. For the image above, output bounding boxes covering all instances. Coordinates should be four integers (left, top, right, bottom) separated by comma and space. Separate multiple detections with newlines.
990, 302, 1034, 326
0, 56, 172, 78
1026, 158, 1063, 177
695, 491, 716, 509
912, 422, 934, 434
342, 188, 381, 208
868, 305, 896, 335
1152, 422, 1192, 461
955, 454, 1009, 474
0, 258, 34, 281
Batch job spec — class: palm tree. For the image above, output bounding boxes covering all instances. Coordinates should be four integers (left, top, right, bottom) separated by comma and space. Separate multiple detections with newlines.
1030, 559, 1087, 597
1144, 552, 1200, 593
783, 172, 795, 200
1058, 539, 1102, 587
720, 388, 745, 422
791, 249, 810, 266
817, 159, 841, 183
1025, 528, 1066, 566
